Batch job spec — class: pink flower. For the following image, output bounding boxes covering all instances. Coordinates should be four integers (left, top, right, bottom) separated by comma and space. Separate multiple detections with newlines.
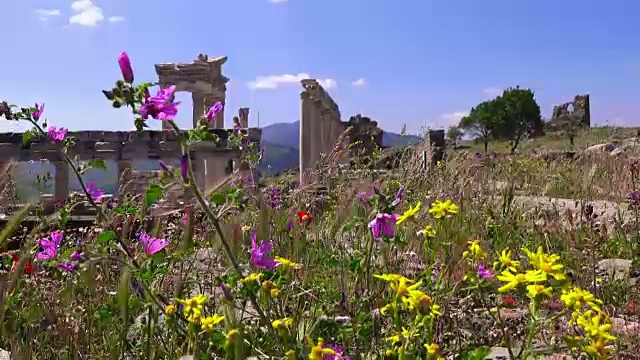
118, 51, 134, 83
85, 183, 105, 203
57, 262, 77, 272
32, 103, 44, 120
477, 263, 493, 280
250, 232, 278, 270
35, 231, 64, 260
368, 213, 399, 240
205, 102, 223, 122
70, 251, 83, 261
47, 127, 67, 143
139, 232, 169, 256
138, 86, 180, 121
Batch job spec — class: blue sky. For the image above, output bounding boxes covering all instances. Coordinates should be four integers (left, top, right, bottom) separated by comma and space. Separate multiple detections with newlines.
2, 0, 640, 135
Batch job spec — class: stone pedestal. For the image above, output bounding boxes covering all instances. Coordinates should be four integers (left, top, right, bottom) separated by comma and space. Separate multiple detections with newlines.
54, 161, 69, 202
191, 153, 206, 191
204, 155, 229, 190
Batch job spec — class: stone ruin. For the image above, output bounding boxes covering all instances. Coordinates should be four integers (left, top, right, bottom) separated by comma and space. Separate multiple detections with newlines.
345, 114, 383, 160
298, 80, 384, 184
551, 94, 591, 127
425, 129, 446, 166
0, 54, 261, 212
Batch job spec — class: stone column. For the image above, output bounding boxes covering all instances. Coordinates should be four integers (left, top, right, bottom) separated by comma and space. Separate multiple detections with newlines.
308, 101, 321, 170
238, 108, 249, 128
204, 96, 225, 129
299, 91, 313, 184
191, 152, 206, 191
192, 93, 205, 128
54, 161, 69, 203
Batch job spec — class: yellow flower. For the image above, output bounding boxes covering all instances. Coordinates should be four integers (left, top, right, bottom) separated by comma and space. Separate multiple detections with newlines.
240, 273, 263, 284
417, 225, 436, 237
397, 201, 422, 224
274, 256, 301, 269
496, 269, 546, 293
523, 246, 566, 280
526, 284, 553, 299
272, 317, 294, 330
561, 287, 602, 313
200, 314, 224, 332
165, 304, 176, 315
494, 249, 520, 272
285, 350, 297, 360
241, 225, 251, 232
270, 288, 280, 298
585, 337, 611, 358
462, 240, 486, 259
428, 200, 458, 219
308, 338, 336, 360
576, 310, 616, 341
424, 343, 443, 359
403, 290, 442, 318
177, 294, 207, 318
226, 329, 240, 343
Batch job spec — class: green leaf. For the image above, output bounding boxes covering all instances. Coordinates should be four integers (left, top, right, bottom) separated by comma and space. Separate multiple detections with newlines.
88, 158, 108, 171
97, 230, 116, 245
145, 184, 163, 207
21, 131, 32, 147
464, 346, 492, 360
208, 192, 226, 206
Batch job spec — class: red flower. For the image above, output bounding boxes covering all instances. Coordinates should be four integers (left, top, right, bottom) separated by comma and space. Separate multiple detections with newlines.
297, 211, 312, 225
502, 295, 517, 308
10, 253, 33, 275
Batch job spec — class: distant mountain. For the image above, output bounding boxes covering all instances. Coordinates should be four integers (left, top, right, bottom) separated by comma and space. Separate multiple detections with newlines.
258, 121, 423, 174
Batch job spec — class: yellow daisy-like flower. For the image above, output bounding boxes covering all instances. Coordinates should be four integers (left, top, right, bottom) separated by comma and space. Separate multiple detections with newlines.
417, 225, 436, 237
200, 314, 225, 332
240, 272, 263, 284
494, 249, 520, 272
402, 290, 443, 318
424, 343, 443, 359
428, 199, 458, 219
523, 246, 566, 280
584, 337, 611, 358
164, 304, 176, 315
308, 338, 336, 360
576, 310, 616, 341
560, 287, 602, 313
526, 284, 553, 300
177, 294, 208, 318
274, 256, 301, 269
462, 240, 486, 259
272, 317, 294, 330
396, 201, 422, 224
496, 269, 546, 293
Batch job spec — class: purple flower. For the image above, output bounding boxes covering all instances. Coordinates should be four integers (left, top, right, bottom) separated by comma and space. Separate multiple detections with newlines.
85, 183, 105, 203
139, 232, 169, 256
158, 160, 170, 173
70, 251, 83, 261
57, 262, 77, 272
339, 290, 347, 307
47, 127, 67, 143
180, 154, 188, 182
219, 283, 234, 301
391, 185, 405, 207
250, 232, 278, 270
325, 344, 351, 360
358, 191, 374, 206
205, 102, 223, 123
477, 263, 492, 280
138, 85, 180, 121
32, 103, 44, 121
334, 316, 351, 324
35, 231, 64, 260
368, 213, 399, 240
285, 220, 293, 232
118, 51, 134, 83
50, 231, 63, 246
629, 191, 640, 207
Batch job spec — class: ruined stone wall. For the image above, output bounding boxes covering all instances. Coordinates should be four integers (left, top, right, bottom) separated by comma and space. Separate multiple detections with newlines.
344, 114, 384, 160
551, 94, 591, 127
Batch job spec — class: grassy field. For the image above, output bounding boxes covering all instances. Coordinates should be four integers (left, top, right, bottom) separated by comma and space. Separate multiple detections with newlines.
3, 125, 640, 359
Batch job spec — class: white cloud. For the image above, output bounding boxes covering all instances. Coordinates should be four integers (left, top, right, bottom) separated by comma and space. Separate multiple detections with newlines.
482, 87, 503, 97
440, 111, 469, 126
35, 9, 61, 21
69, 0, 104, 27
108, 16, 125, 23
248, 73, 337, 90
351, 78, 366, 87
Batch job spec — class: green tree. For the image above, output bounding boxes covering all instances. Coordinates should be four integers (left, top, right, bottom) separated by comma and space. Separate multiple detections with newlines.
459, 99, 504, 152
446, 126, 463, 148
496, 86, 543, 153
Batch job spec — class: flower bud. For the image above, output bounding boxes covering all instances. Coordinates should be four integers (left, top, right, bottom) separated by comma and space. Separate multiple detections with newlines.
118, 51, 135, 83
